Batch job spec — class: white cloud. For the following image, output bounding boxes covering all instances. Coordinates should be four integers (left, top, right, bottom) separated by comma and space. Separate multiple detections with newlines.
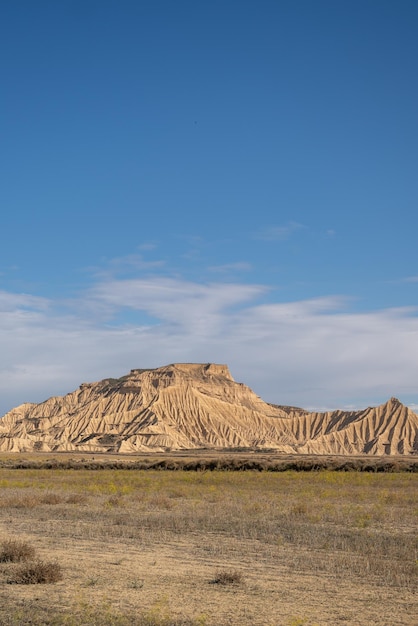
89, 254, 165, 279
0, 291, 50, 312
88, 277, 266, 333
256, 221, 306, 241
208, 262, 252, 273
137, 242, 158, 251
0, 276, 417, 415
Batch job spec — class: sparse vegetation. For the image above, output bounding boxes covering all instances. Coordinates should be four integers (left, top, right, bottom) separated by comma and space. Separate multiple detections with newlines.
210, 569, 244, 585
0, 539, 36, 562
0, 602, 204, 625
0, 458, 416, 624
8, 559, 63, 584
0, 537, 62, 585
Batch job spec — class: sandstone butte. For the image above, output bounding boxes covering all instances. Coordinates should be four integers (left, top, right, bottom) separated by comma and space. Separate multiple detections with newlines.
0, 363, 416, 455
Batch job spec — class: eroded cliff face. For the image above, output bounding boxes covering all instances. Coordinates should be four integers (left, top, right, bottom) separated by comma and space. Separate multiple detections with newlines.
0, 364, 416, 454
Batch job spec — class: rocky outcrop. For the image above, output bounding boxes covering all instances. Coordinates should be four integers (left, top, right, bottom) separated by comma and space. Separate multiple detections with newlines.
0, 364, 416, 454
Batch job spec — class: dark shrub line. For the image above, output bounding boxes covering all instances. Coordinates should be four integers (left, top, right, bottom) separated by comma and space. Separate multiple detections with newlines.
0, 457, 416, 472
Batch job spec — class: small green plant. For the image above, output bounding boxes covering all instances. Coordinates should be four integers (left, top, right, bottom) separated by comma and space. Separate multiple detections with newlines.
128, 578, 144, 589
84, 576, 100, 587
0, 539, 36, 563
290, 502, 308, 517
106, 495, 122, 508
65, 493, 88, 504
40, 492, 63, 505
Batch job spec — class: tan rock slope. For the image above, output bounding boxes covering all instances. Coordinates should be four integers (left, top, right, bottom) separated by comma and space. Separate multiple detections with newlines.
0, 363, 416, 454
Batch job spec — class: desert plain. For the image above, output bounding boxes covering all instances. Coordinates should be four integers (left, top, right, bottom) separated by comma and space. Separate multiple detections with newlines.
0, 452, 417, 626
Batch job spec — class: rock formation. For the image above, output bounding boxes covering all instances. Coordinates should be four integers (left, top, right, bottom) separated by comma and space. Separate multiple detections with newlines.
0, 363, 416, 454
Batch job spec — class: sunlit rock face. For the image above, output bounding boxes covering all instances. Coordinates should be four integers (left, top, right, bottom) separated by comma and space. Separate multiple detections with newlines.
0, 364, 416, 455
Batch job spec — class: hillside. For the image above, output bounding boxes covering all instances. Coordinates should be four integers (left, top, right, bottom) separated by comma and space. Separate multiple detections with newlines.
0, 363, 416, 454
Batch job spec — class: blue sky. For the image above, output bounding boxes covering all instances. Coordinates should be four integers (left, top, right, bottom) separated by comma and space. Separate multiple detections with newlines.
1, 1, 417, 414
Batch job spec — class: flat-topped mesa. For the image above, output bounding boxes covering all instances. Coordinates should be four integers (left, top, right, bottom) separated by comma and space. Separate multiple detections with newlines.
0, 362, 416, 454
129, 363, 232, 378
171, 363, 233, 379
125, 363, 234, 388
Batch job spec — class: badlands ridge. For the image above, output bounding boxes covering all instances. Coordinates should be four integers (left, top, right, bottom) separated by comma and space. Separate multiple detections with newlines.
0, 363, 416, 455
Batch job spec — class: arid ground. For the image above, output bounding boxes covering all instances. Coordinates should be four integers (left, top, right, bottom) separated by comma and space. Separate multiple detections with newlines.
0, 454, 416, 625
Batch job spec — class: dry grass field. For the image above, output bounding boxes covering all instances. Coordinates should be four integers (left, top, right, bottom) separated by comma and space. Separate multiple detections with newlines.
0, 455, 416, 625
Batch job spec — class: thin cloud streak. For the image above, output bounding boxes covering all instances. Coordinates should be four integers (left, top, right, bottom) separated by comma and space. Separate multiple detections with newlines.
0, 291, 50, 312
256, 221, 306, 241
88, 254, 166, 280
208, 262, 252, 273
0, 276, 417, 414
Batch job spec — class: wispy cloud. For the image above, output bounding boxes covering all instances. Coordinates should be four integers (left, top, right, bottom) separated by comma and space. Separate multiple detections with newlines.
89, 254, 166, 279
107, 254, 165, 273
137, 242, 158, 251
208, 262, 252, 273
0, 265, 19, 277
256, 221, 306, 241
0, 272, 417, 414
402, 276, 418, 283
88, 277, 266, 330
0, 291, 50, 313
